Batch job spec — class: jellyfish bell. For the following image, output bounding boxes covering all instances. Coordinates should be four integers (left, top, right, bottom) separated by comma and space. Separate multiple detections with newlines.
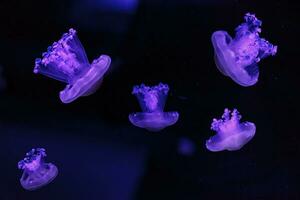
212, 31, 259, 86
129, 83, 179, 132
129, 111, 179, 132
206, 122, 256, 152
34, 28, 111, 103
59, 55, 111, 103
18, 148, 58, 191
206, 108, 256, 152
211, 13, 277, 86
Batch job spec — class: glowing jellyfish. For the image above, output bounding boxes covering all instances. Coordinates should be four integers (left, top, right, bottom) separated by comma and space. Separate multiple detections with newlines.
34, 28, 111, 103
206, 108, 256, 152
211, 13, 277, 86
129, 83, 179, 132
18, 148, 58, 190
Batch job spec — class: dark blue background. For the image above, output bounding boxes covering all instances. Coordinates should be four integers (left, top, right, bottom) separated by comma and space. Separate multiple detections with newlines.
0, 0, 299, 199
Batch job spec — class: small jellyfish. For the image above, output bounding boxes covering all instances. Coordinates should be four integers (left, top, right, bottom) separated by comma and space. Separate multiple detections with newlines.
178, 137, 196, 156
18, 148, 58, 190
34, 28, 111, 103
211, 13, 277, 86
129, 83, 179, 132
206, 108, 256, 152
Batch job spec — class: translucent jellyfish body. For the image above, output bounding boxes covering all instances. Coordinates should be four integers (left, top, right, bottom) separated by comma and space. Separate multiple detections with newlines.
34, 28, 111, 103
18, 148, 58, 190
129, 83, 179, 132
211, 13, 277, 86
206, 108, 256, 152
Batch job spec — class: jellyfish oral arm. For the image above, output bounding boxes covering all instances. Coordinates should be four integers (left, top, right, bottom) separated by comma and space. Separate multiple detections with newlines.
132, 83, 169, 113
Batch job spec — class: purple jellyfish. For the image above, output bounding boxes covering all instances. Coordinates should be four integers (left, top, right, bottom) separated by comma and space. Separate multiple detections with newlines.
211, 13, 277, 86
129, 83, 179, 132
18, 148, 58, 191
178, 137, 196, 156
34, 28, 111, 103
206, 108, 256, 152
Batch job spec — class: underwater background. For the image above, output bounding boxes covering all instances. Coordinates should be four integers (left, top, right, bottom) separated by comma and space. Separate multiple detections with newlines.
0, 0, 299, 199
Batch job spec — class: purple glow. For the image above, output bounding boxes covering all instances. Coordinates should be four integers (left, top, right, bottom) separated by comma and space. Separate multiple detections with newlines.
34, 28, 111, 103
87, 0, 139, 13
18, 148, 58, 191
178, 138, 196, 156
211, 13, 277, 86
206, 108, 256, 152
129, 83, 179, 132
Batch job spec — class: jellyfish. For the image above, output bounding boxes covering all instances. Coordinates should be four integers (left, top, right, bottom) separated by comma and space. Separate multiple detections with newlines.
206, 108, 256, 152
34, 28, 111, 103
18, 148, 58, 190
178, 137, 196, 156
211, 13, 277, 86
129, 83, 179, 132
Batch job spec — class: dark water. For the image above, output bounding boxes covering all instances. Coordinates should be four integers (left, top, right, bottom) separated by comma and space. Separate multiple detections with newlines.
0, 0, 299, 199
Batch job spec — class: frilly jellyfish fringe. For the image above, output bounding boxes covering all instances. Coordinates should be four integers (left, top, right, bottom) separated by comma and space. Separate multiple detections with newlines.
129, 83, 179, 132
211, 13, 277, 86
18, 148, 58, 191
34, 28, 111, 103
206, 108, 256, 152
